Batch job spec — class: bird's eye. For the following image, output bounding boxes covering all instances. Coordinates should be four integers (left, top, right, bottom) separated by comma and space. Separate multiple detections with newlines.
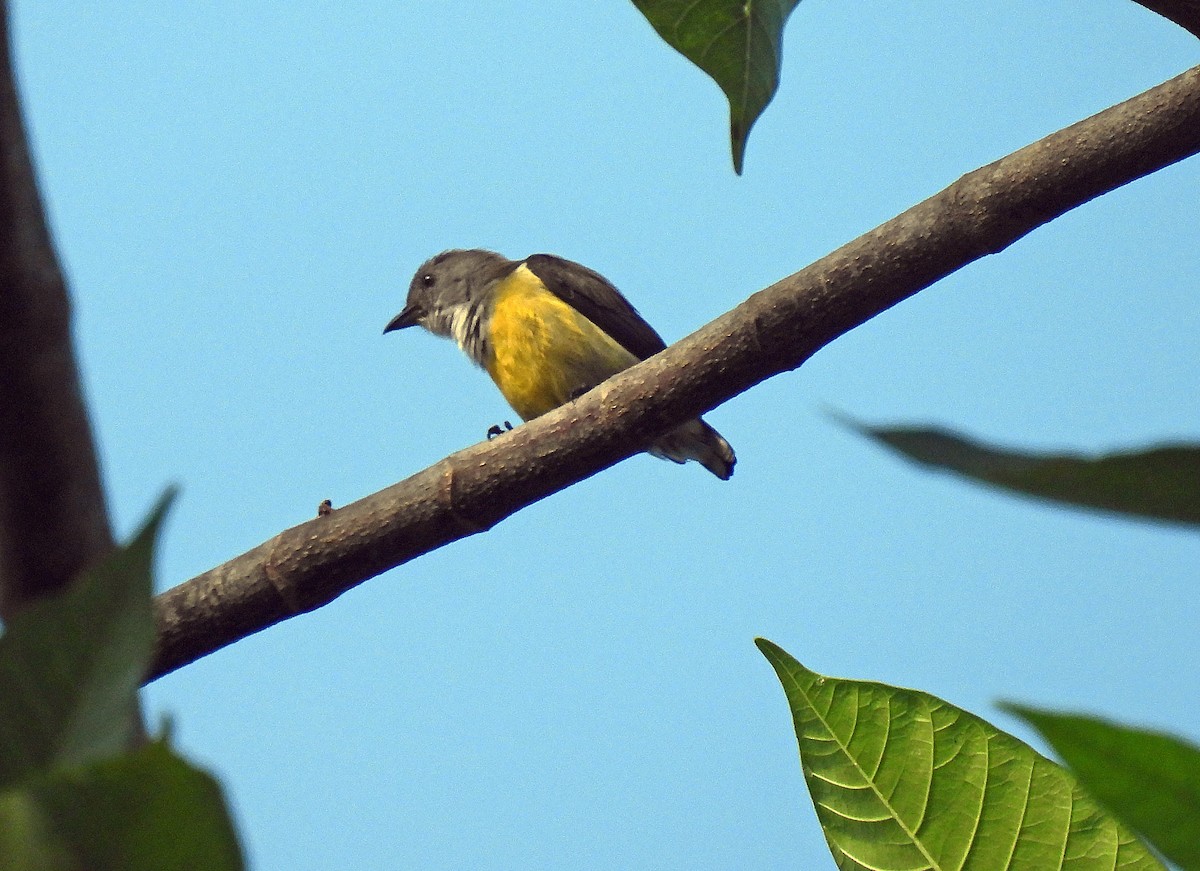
421, 273, 435, 287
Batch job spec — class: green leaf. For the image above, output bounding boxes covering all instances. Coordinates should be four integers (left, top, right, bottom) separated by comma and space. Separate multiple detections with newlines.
0, 489, 243, 868
1004, 704, 1200, 870
756, 639, 1163, 871
632, 0, 802, 173
0, 790, 73, 871
0, 740, 244, 871
0, 489, 176, 788
847, 420, 1200, 527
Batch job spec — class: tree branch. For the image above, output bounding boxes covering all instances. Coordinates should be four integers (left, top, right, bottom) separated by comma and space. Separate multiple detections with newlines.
149, 64, 1200, 682
0, 1, 113, 619
1133, 0, 1200, 38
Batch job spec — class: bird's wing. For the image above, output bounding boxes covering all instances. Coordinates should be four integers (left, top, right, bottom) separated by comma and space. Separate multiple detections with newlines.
523, 254, 667, 360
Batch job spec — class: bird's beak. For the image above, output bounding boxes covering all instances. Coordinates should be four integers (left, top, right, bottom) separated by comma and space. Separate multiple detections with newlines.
383, 304, 422, 334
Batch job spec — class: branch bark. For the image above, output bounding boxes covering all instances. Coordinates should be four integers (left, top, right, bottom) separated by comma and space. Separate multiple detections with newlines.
150, 63, 1200, 682
0, 1, 113, 619
1134, 0, 1200, 38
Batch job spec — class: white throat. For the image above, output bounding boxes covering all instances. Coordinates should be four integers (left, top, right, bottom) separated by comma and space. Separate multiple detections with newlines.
426, 302, 489, 367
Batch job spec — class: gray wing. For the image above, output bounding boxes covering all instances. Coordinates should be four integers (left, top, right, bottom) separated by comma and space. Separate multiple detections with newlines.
524, 254, 667, 360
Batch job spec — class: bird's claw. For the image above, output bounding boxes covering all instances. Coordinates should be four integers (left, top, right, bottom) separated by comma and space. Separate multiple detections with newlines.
486, 421, 514, 440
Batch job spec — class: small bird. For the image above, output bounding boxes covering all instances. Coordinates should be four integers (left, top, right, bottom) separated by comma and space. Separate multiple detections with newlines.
385, 249, 735, 479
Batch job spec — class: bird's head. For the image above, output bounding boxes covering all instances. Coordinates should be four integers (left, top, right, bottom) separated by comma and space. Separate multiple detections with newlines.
384, 248, 510, 338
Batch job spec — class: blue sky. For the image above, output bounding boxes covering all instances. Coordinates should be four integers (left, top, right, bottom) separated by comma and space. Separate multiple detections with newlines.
12, 3, 1199, 868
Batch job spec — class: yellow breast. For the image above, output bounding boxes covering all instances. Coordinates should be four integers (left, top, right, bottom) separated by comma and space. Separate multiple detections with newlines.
485, 264, 639, 420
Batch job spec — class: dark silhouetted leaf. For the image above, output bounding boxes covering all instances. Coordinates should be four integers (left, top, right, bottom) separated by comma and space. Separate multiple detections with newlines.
1005, 704, 1200, 870
756, 639, 1162, 870
632, 0, 802, 173
849, 421, 1200, 526
1130, 1, 1200, 39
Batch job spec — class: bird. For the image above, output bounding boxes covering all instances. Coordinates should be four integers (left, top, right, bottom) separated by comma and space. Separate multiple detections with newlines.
384, 249, 735, 479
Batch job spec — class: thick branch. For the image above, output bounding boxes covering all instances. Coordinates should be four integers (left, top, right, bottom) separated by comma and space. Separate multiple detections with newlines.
0, 1, 113, 618
1134, 0, 1200, 38
150, 64, 1200, 682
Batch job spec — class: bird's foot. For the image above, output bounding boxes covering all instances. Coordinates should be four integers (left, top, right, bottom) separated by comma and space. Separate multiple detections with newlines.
486, 421, 514, 440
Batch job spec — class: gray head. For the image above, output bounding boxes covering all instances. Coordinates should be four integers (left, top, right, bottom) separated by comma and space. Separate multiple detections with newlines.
384, 249, 512, 340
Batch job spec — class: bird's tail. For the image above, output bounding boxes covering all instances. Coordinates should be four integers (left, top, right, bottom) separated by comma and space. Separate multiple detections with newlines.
650, 418, 736, 480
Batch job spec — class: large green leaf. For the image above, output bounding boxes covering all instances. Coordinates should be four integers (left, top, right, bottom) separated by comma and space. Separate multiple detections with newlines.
0, 740, 244, 871
0, 490, 174, 787
849, 422, 1200, 527
1005, 704, 1200, 870
632, 0, 802, 173
0, 489, 244, 869
756, 639, 1163, 870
